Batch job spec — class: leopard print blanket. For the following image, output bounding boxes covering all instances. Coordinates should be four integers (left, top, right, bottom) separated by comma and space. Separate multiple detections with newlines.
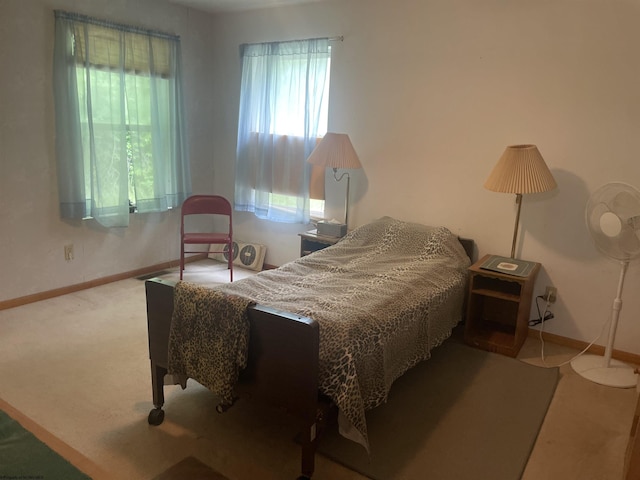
170, 216, 470, 452
168, 286, 254, 406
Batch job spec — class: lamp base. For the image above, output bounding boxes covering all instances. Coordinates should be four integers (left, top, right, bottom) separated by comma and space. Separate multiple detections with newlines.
570, 354, 637, 388
510, 193, 522, 258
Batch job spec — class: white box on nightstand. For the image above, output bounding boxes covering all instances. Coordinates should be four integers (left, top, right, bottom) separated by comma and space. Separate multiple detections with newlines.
316, 221, 347, 238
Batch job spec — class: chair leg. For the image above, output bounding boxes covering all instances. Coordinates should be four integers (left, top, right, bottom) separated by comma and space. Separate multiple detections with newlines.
228, 243, 233, 282
180, 243, 184, 280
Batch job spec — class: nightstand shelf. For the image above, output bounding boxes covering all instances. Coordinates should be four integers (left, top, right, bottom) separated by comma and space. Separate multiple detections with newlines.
298, 230, 341, 257
469, 289, 520, 302
464, 254, 540, 357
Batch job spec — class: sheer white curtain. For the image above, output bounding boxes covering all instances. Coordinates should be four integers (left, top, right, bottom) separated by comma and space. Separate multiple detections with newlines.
53, 11, 191, 228
235, 38, 331, 223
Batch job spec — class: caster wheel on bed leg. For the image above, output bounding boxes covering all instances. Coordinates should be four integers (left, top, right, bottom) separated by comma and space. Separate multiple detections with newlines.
148, 408, 165, 426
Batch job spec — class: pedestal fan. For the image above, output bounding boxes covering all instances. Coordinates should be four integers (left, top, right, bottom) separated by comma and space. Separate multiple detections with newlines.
571, 182, 640, 388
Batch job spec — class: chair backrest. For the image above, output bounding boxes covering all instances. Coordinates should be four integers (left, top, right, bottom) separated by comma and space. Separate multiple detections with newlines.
181, 195, 232, 233
182, 195, 232, 216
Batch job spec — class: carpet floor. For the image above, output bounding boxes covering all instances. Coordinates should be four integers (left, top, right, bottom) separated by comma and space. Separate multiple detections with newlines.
0, 260, 636, 480
318, 340, 559, 480
0, 398, 107, 479
151, 456, 230, 480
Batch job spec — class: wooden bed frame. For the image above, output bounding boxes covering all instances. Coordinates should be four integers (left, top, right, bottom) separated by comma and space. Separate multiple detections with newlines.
145, 238, 474, 479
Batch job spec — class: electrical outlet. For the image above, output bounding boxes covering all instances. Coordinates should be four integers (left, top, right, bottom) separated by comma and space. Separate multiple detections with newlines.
64, 244, 74, 261
545, 286, 557, 303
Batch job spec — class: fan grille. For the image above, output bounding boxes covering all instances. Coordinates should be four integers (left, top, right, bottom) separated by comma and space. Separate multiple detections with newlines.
586, 182, 640, 261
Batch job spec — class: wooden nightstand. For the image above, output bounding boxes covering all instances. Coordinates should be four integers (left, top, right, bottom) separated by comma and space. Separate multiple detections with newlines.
464, 254, 541, 357
298, 230, 341, 256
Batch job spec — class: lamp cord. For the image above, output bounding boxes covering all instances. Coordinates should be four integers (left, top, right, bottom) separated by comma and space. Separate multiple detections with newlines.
333, 169, 349, 183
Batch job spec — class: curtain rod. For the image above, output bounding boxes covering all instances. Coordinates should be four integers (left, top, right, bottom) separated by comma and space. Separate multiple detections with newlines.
53, 10, 180, 41
242, 35, 343, 47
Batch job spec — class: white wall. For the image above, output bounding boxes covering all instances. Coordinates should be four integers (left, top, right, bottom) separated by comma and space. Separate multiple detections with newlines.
0, 0, 215, 300
208, 0, 640, 355
2, 0, 639, 356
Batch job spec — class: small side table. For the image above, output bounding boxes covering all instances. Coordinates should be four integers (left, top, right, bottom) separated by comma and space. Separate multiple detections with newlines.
298, 230, 341, 257
464, 254, 541, 357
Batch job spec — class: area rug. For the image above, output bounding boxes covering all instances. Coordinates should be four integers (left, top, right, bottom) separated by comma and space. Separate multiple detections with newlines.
152, 456, 230, 480
0, 405, 93, 480
317, 340, 559, 480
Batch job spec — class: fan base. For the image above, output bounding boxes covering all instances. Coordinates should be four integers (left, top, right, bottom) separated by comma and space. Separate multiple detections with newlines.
571, 354, 638, 388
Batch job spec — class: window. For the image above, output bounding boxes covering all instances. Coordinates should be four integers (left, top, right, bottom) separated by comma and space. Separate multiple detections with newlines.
53, 11, 191, 228
234, 38, 332, 223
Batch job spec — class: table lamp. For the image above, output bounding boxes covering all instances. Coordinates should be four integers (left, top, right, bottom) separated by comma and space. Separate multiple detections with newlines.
484, 144, 557, 258
307, 133, 362, 227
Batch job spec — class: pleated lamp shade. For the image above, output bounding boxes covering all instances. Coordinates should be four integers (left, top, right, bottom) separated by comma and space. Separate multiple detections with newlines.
307, 133, 362, 170
485, 144, 557, 194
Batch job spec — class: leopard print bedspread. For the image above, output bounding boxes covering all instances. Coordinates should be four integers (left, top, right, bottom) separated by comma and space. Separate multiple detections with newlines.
168, 285, 254, 406
211, 216, 471, 451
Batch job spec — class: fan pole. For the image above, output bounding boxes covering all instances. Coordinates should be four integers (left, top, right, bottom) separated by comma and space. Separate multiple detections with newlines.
603, 260, 628, 366
571, 259, 637, 388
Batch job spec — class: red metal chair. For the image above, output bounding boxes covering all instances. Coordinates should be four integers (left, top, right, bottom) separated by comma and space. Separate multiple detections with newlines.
180, 195, 233, 281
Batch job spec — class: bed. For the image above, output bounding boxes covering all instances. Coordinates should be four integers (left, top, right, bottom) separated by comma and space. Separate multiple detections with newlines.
145, 216, 474, 479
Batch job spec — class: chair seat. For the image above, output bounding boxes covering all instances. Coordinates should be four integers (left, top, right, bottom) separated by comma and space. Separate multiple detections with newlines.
183, 233, 231, 244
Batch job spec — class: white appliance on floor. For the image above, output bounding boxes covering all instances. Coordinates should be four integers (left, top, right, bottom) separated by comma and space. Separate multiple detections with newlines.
571, 182, 640, 388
